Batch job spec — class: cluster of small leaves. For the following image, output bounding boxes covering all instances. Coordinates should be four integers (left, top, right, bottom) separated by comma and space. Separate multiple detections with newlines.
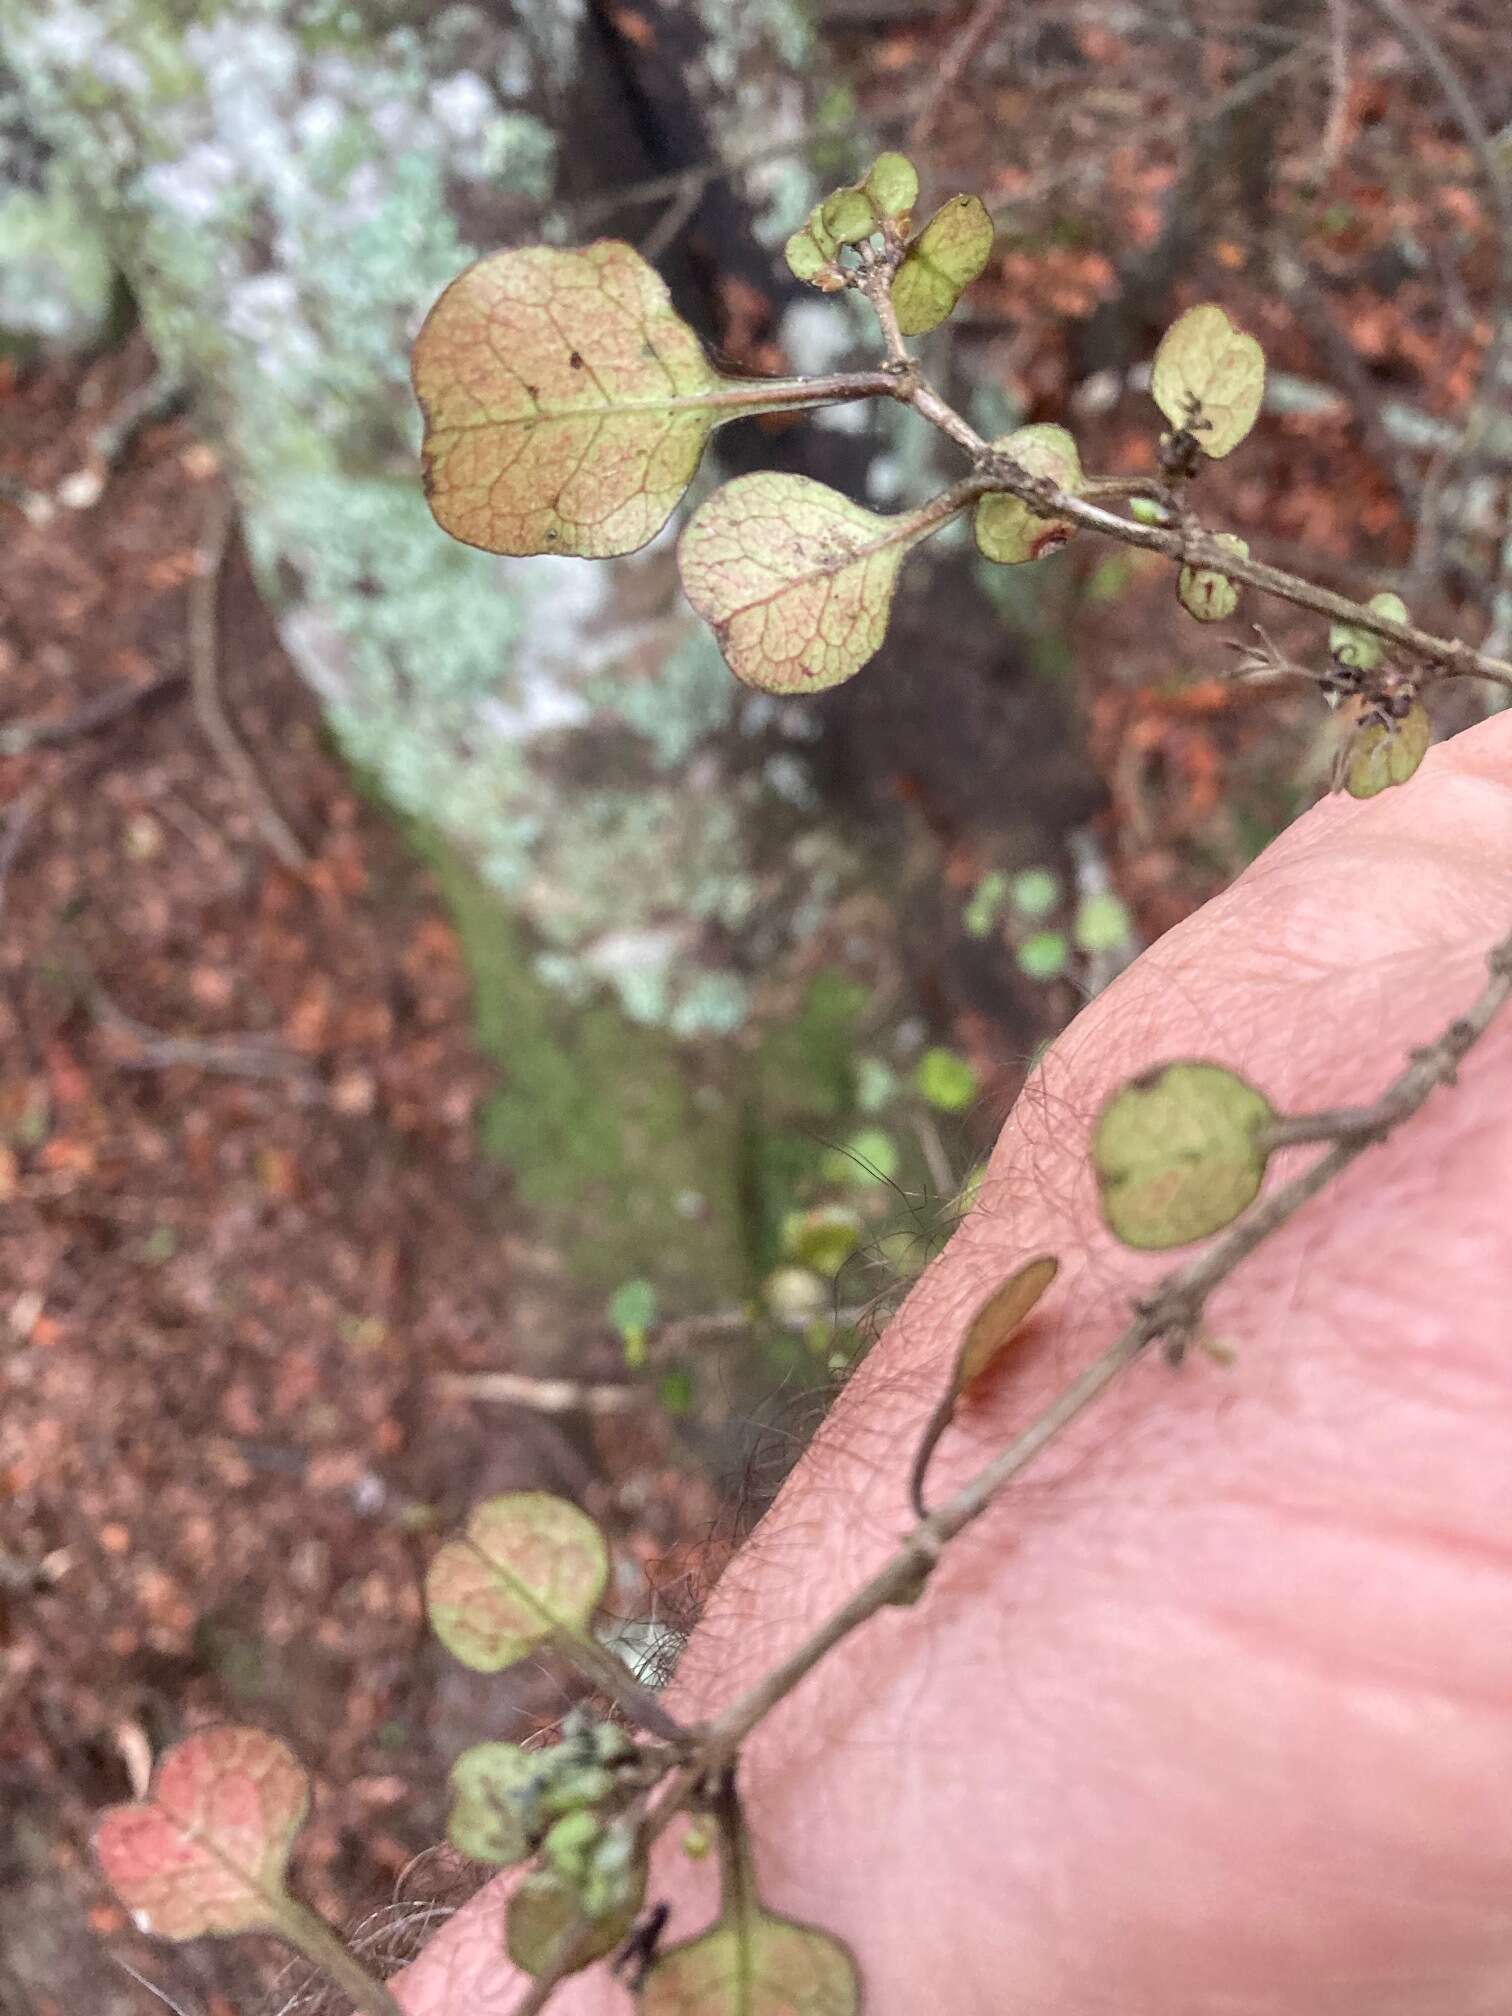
89, 147, 1484, 2016
412, 159, 1437, 808
783, 150, 919, 289
422, 1496, 858, 2006
1323, 591, 1431, 797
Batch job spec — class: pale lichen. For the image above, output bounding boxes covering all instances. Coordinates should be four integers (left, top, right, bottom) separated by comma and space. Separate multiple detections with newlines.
0, 0, 893, 1289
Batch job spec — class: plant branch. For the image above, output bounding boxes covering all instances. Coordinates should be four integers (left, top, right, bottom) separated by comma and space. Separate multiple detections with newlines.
273, 1895, 408, 2016
188, 494, 311, 873
551, 1627, 699, 1752
696, 924, 1512, 1762
499, 925, 1512, 2014
909, 0, 1012, 150
853, 259, 912, 373
504, 1759, 709, 2016
716, 367, 913, 416
0, 671, 185, 756
902, 443, 1512, 689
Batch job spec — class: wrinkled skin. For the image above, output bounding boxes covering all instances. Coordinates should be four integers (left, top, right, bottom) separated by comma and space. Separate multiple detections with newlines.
398, 715, 1512, 2016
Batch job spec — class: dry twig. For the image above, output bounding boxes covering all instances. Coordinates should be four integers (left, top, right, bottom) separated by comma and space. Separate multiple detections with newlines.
909, 0, 1012, 151
434, 1371, 639, 1415
187, 494, 310, 873
0, 671, 185, 757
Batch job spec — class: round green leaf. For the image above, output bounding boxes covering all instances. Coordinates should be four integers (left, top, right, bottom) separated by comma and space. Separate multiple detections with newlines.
1093, 1061, 1275, 1250
608, 1277, 657, 1341
424, 1492, 609, 1673
1072, 891, 1133, 954
890, 195, 994, 336
1017, 929, 1068, 980
446, 1742, 538, 1866
782, 1204, 864, 1278
1343, 700, 1431, 798
838, 1126, 898, 1184
1150, 304, 1266, 458
763, 1265, 830, 1324
1177, 533, 1247, 623
963, 868, 1010, 937
93, 1728, 308, 1941
819, 185, 879, 246
679, 472, 952, 692
641, 1910, 860, 2016
414, 243, 823, 559
784, 228, 837, 286
1010, 866, 1060, 918
975, 424, 1082, 565
1329, 591, 1410, 672
862, 151, 919, 219
506, 1867, 642, 1979
915, 1047, 979, 1113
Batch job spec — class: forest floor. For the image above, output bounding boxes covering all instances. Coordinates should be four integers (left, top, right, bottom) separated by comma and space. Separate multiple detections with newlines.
3, 3, 1506, 2012
0, 341, 726, 2015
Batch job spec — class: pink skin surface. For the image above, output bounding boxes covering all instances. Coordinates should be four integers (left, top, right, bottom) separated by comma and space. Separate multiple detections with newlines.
397, 714, 1512, 2016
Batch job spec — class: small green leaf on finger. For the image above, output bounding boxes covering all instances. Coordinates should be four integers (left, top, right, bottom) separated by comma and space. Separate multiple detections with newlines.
1151, 304, 1265, 458
907, 1255, 1059, 1518
1093, 1060, 1275, 1250
507, 1866, 643, 1980
640, 1908, 860, 2015
955, 1256, 1060, 1395
1342, 700, 1431, 798
891, 195, 994, 335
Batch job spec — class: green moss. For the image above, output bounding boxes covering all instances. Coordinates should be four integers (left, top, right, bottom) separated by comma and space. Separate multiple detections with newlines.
422, 833, 751, 1301
743, 971, 870, 1270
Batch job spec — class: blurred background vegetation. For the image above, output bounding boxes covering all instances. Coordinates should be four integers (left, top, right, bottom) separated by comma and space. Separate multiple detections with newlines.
1, 1, 1508, 2007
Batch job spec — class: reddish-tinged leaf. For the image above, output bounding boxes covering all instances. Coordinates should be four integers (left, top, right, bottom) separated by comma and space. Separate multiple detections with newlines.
908, 1256, 1059, 1515
415, 243, 782, 559
679, 472, 957, 692
425, 1492, 609, 1673
93, 1728, 307, 1940
955, 1255, 1060, 1392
